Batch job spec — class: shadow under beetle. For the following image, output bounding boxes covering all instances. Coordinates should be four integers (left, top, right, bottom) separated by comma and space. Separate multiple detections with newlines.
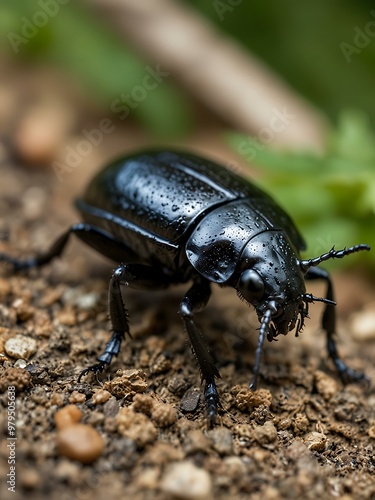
0, 150, 370, 424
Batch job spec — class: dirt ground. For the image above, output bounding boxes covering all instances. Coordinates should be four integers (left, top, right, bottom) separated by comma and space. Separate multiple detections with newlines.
1, 148, 375, 500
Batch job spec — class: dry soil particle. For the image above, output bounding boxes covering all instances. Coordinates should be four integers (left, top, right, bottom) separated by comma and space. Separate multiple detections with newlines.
1, 160, 375, 500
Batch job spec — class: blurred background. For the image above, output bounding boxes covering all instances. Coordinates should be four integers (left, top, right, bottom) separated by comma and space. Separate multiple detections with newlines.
0, 0, 374, 269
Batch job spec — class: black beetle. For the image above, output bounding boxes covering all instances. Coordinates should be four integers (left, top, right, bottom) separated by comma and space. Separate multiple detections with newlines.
0, 150, 370, 423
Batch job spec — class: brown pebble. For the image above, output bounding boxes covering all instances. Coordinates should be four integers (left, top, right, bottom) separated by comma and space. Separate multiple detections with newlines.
20, 469, 41, 490
56, 308, 77, 326
13, 300, 35, 322
314, 370, 338, 401
232, 386, 272, 412
56, 423, 104, 464
223, 456, 247, 480
116, 407, 157, 447
51, 393, 65, 407
149, 352, 172, 374
234, 423, 252, 439
180, 387, 201, 412
103, 369, 147, 399
0, 367, 31, 393
54, 404, 82, 429
92, 389, 111, 405
252, 421, 277, 446
69, 390, 86, 404
136, 467, 160, 490
41, 288, 63, 307
304, 431, 327, 451
293, 413, 309, 435
151, 403, 177, 428
207, 427, 233, 456
184, 430, 211, 455
132, 393, 155, 415
285, 440, 310, 462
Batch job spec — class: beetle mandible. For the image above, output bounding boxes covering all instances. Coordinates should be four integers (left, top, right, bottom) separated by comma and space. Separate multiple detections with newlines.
0, 150, 370, 423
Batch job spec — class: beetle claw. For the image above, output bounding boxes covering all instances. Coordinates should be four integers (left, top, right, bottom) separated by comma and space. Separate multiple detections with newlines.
78, 362, 107, 383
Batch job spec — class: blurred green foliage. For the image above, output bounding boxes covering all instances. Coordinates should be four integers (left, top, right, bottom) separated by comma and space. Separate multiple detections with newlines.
229, 111, 375, 270
1, 1, 374, 269
186, 0, 375, 126
0, 1, 192, 137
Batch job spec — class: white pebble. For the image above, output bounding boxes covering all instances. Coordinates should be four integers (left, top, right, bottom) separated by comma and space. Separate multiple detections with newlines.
5, 335, 37, 359
350, 307, 375, 341
161, 461, 212, 500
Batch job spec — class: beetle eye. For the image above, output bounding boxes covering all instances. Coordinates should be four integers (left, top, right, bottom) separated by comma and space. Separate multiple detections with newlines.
239, 269, 265, 301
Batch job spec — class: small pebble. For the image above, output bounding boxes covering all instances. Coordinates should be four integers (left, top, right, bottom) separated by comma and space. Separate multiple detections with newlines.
103, 369, 147, 399
132, 393, 155, 415
56, 423, 104, 464
151, 403, 177, 428
223, 456, 247, 479
314, 371, 338, 401
4, 335, 37, 360
252, 421, 277, 446
350, 306, 375, 341
69, 391, 86, 404
184, 430, 211, 455
51, 393, 65, 407
54, 404, 82, 430
136, 467, 160, 490
19, 469, 41, 490
207, 427, 233, 455
180, 387, 201, 412
293, 413, 309, 435
149, 352, 172, 374
92, 389, 111, 405
0, 367, 31, 392
14, 359, 28, 369
160, 461, 213, 500
56, 308, 77, 326
232, 386, 272, 412
116, 407, 157, 447
75, 292, 101, 310
304, 431, 327, 451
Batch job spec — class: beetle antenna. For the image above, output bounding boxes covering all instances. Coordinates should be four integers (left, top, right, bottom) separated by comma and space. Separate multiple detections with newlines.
250, 301, 277, 390
300, 244, 370, 274
303, 293, 336, 306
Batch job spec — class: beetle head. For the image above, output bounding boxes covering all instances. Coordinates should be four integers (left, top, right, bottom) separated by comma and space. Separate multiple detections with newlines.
235, 231, 307, 339
236, 239, 369, 341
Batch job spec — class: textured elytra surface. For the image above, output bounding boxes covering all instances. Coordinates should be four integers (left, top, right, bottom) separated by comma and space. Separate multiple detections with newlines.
0, 161, 375, 500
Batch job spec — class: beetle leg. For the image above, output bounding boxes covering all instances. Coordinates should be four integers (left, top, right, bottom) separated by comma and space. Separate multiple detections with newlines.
180, 279, 221, 426
79, 263, 171, 381
305, 267, 368, 384
0, 223, 141, 270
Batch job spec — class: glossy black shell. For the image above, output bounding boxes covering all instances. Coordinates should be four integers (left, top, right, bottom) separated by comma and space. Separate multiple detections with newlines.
76, 150, 305, 282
